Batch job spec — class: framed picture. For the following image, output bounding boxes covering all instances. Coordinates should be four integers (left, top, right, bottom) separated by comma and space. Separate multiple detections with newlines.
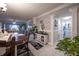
54, 19, 58, 27
40, 20, 45, 30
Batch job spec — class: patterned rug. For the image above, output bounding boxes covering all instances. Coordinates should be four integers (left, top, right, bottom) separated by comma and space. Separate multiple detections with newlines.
17, 44, 34, 56
30, 40, 43, 50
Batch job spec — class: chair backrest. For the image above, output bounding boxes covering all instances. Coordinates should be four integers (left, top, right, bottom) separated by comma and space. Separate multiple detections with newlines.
10, 37, 16, 56
18, 35, 27, 43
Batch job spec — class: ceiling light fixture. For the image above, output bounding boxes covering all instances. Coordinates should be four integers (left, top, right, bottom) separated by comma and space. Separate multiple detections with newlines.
0, 3, 7, 14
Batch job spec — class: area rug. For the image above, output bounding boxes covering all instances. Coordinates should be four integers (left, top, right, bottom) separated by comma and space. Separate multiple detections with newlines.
17, 44, 34, 56
30, 40, 43, 50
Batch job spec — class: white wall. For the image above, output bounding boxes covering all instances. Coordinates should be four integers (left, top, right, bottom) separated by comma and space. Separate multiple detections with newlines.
77, 8, 79, 35
30, 4, 79, 56
71, 8, 78, 37
32, 4, 77, 46
33, 15, 52, 45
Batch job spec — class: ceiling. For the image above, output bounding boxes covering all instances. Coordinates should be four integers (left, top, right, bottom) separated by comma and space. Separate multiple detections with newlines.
54, 7, 72, 19
0, 3, 64, 22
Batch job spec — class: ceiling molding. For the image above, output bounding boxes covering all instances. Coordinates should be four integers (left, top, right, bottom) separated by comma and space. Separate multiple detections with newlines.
35, 4, 73, 19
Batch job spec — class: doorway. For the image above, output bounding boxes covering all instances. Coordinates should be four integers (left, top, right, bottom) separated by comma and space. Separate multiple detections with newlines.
53, 8, 72, 44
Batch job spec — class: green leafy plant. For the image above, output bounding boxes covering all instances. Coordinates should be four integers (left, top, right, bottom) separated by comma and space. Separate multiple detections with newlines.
56, 36, 79, 56
29, 25, 48, 35
38, 31, 48, 35
29, 25, 38, 33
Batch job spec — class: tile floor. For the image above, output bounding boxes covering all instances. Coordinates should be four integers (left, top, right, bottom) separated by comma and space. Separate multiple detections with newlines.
28, 43, 64, 56
0, 43, 64, 56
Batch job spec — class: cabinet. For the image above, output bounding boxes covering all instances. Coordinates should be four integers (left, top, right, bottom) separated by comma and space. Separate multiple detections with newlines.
35, 33, 49, 46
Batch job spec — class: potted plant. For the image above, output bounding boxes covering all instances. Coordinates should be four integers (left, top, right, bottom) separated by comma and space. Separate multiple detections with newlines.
38, 31, 48, 35
56, 36, 79, 56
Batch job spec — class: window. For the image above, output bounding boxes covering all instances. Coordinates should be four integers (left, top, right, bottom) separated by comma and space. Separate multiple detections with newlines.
10, 24, 19, 31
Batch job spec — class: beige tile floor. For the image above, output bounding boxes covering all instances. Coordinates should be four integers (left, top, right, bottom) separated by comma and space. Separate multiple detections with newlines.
0, 43, 64, 56
0, 47, 6, 56
28, 43, 64, 56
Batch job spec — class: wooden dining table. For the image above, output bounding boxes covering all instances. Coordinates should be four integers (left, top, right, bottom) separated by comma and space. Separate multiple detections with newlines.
0, 34, 11, 47
0, 33, 28, 56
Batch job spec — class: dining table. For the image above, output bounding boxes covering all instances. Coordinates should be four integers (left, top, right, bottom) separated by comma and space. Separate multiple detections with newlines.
0, 32, 28, 56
